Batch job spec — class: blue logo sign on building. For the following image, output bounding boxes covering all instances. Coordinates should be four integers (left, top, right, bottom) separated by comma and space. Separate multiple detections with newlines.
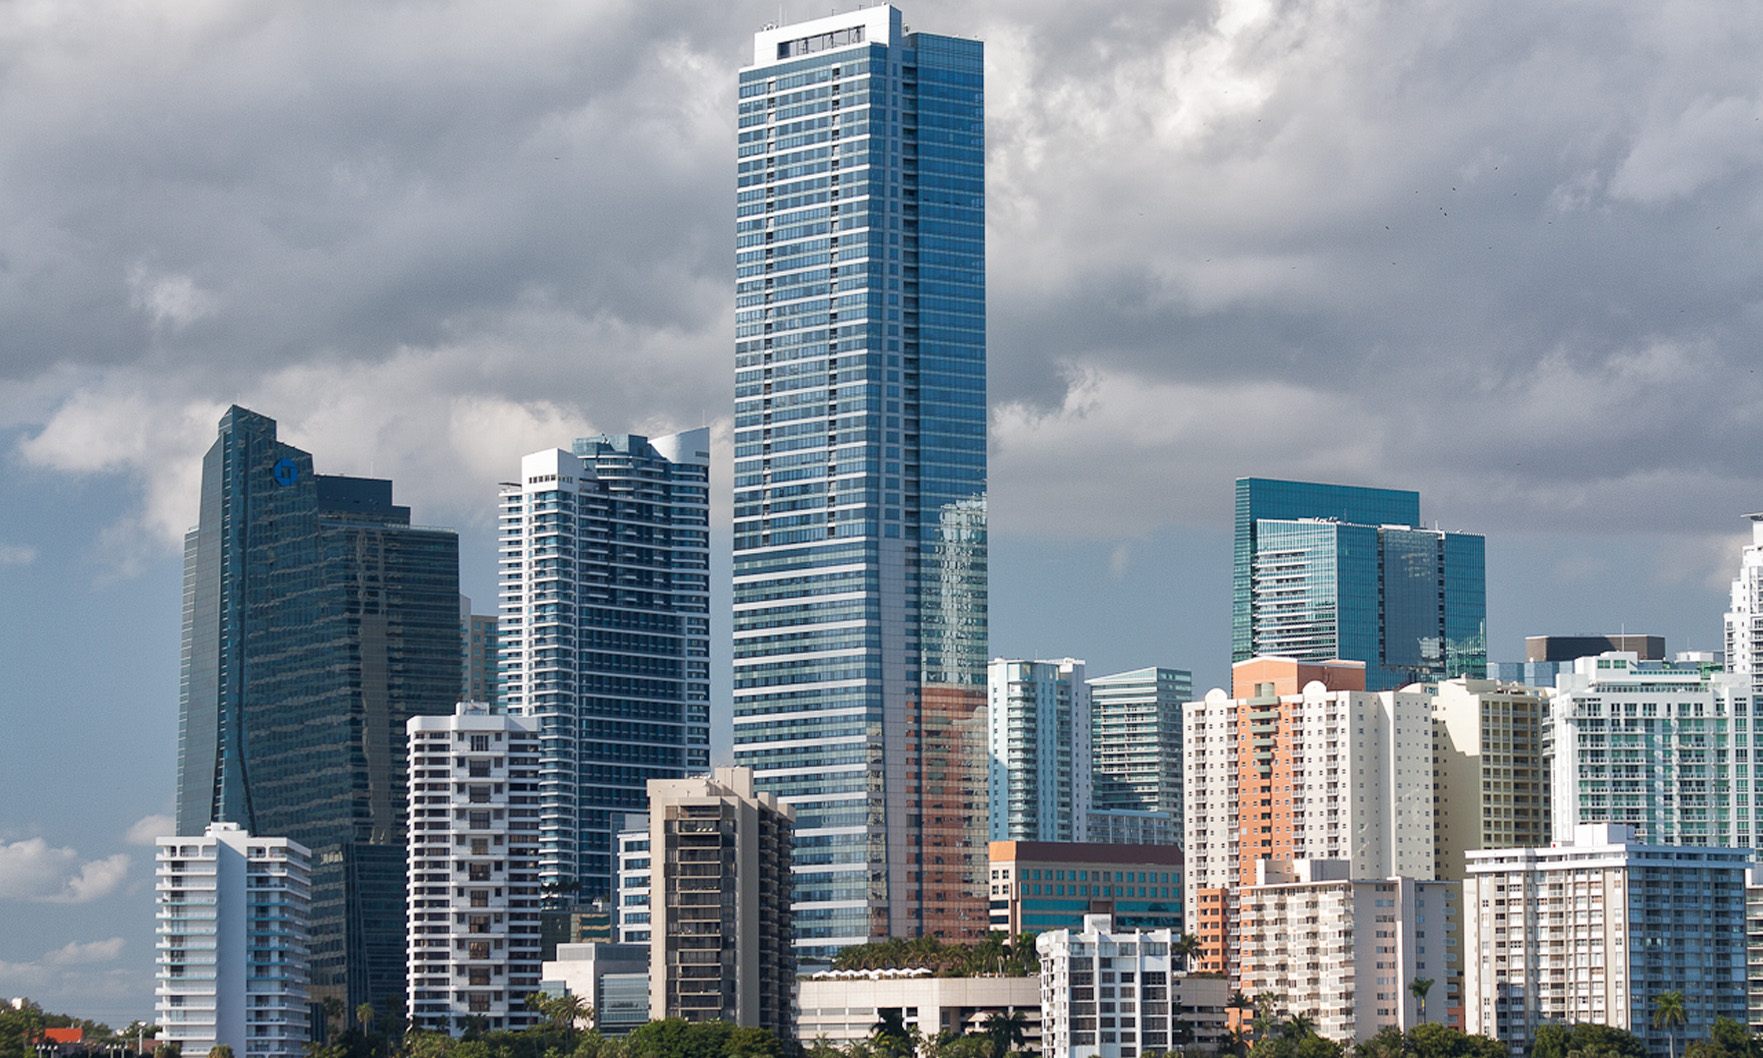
273, 458, 299, 487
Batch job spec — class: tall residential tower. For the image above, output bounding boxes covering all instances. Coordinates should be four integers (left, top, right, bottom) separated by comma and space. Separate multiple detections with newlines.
498, 432, 711, 901
731, 5, 988, 956
176, 406, 461, 1013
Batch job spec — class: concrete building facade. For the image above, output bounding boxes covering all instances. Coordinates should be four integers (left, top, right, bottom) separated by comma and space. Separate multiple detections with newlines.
1238, 861, 1457, 1042
1431, 678, 1551, 880
644, 768, 794, 1036
540, 942, 651, 1036
1464, 823, 1749, 1054
155, 824, 310, 1058
405, 703, 543, 1032
798, 973, 1043, 1048
1036, 914, 1229, 1058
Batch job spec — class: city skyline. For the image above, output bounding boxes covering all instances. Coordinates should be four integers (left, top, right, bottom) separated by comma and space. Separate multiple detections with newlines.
4, 0, 1763, 1025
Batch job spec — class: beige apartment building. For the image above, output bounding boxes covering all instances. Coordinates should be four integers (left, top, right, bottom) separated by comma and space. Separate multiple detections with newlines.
1431, 677, 1551, 881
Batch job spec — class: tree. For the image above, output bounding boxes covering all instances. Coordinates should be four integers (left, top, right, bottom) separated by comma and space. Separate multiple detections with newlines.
869, 1011, 913, 1058
1173, 934, 1204, 974
152, 1046, 182, 1058
1409, 978, 1434, 1023
981, 1008, 1031, 1058
1282, 1014, 1319, 1041
1353, 1026, 1404, 1058
208, 1046, 234, 1058
322, 999, 347, 1045
1655, 992, 1689, 1058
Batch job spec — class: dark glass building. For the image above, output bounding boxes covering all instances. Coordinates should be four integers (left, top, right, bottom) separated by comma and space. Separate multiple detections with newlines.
1233, 477, 1486, 690
176, 405, 461, 1014
731, 5, 990, 956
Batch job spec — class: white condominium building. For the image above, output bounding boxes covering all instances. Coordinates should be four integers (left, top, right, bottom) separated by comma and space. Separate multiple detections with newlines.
1432, 677, 1551, 880
1546, 653, 1755, 848
155, 823, 310, 1058
406, 703, 543, 1033
1238, 861, 1457, 1043
1726, 513, 1763, 696
1465, 823, 1749, 1054
1036, 914, 1229, 1058
989, 658, 1092, 843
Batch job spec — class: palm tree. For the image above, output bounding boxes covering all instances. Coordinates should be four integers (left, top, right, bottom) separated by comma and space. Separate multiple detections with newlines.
872, 1009, 913, 1058
1408, 978, 1434, 1023
1653, 991, 1688, 1058
1282, 1013, 1318, 1040
1173, 933, 1203, 974
321, 998, 345, 1045
981, 1008, 1030, 1058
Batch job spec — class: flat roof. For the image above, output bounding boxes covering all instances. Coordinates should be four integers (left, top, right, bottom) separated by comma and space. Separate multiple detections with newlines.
989, 841, 1183, 867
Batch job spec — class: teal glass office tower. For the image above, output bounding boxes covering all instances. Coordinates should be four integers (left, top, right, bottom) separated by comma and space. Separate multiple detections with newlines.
177, 406, 461, 1013
731, 6, 988, 956
1233, 477, 1486, 690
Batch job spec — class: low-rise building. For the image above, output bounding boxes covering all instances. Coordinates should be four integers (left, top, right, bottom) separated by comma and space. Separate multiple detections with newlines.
1465, 823, 1749, 1054
540, 942, 650, 1036
1036, 914, 1228, 1058
798, 972, 1043, 1049
1239, 861, 1457, 1042
990, 842, 1183, 937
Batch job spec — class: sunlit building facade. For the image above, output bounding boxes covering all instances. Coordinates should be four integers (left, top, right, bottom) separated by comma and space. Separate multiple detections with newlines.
731, 4, 989, 955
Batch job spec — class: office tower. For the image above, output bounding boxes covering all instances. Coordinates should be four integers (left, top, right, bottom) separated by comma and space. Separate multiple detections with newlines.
498, 433, 711, 902
1233, 477, 1487, 690
176, 406, 461, 1012
461, 600, 499, 705
731, 4, 988, 955
643, 768, 795, 1036
404, 703, 542, 1033
1431, 677, 1551, 880
1239, 863, 1457, 1042
1496, 633, 1666, 687
155, 823, 310, 1058
1546, 652, 1756, 847
1036, 914, 1230, 1058
987, 658, 1090, 842
1729, 514, 1763, 695
1087, 666, 1189, 846
1183, 658, 1434, 980
1465, 824, 1749, 1051
988, 841, 1183, 936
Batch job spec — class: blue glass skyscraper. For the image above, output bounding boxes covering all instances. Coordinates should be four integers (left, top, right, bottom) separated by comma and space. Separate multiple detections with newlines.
731, 6, 988, 955
1234, 477, 1486, 690
177, 406, 462, 1014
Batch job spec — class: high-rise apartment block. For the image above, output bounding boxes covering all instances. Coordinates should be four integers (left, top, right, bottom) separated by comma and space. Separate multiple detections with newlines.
988, 658, 1090, 842
462, 602, 499, 705
405, 703, 542, 1033
1749, 868, 1763, 1034
1238, 862, 1457, 1042
1432, 677, 1551, 880
731, 4, 989, 954
616, 814, 653, 945
643, 768, 795, 1036
498, 433, 711, 901
1546, 653, 1756, 848
1184, 658, 1435, 982
1087, 666, 1189, 847
176, 406, 461, 1012
1729, 514, 1763, 696
1036, 914, 1230, 1058
1465, 824, 1749, 1053
1233, 478, 1486, 690
155, 823, 310, 1058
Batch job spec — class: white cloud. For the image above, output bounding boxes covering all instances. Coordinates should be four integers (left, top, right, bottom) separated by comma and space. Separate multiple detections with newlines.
125, 815, 175, 846
0, 542, 36, 565
128, 265, 218, 329
44, 937, 125, 966
0, 839, 130, 904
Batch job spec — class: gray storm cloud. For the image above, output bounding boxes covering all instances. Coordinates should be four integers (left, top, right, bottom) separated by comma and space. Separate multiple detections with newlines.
2, 0, 1761, 548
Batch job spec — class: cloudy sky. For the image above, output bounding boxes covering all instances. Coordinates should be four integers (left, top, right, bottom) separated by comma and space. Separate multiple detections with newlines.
4, 0, 1762, 1021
